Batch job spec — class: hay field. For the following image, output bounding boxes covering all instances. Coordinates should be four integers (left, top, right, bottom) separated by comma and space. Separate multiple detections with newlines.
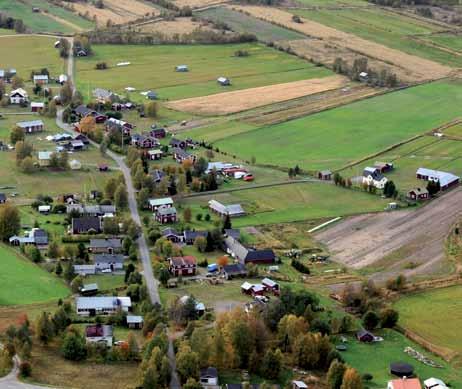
167, 75, 347, 115
138, 17, 216, 35
173, 0, 230, 9
230, 5, 451, 81
72, 0, 158, 26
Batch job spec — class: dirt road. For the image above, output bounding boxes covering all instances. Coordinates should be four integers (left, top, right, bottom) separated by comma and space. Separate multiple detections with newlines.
316, 187, 462, 281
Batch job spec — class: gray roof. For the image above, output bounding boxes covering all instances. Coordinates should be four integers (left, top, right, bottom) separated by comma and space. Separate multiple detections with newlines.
126, 315, 144, 324
184, 230, 207, 241
74, 265, 96, 275
76, 296, 131, 310
90, 238, 122, 249
149, 197, 173, 207
17, 119, 44, 128
94, 254, 124, 264
67, 204, 116, 215
416, 168, 459, 187
81, 283, 98, 291
157, 205, 177, 216
209, 200, 245, 216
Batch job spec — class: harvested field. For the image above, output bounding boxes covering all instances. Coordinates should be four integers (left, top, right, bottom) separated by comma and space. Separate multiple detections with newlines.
166, 75, 347, 115
72, 0, 158, 26
137, 17, 216, 35
316, 187, 462, 281
230, 5, 451, 81
173, 0, 230, 8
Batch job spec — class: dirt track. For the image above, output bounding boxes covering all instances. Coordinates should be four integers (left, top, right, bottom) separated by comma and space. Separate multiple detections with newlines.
167, 75, 347, 115
316, 187, 462, 281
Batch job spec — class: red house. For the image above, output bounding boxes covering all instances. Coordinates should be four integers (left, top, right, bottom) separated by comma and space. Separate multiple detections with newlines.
150, 127, 166, 138
262, 278, 280, 296
169, 256, 197, 276
155, 205, 177, 224
407, 187, 429, 201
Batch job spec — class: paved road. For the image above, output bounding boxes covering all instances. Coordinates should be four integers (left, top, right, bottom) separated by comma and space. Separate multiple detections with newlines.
0, 355, 50, 389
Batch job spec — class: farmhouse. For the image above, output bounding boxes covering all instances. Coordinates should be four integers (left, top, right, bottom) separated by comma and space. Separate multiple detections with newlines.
131, 133, 159, 149
89, 238, 122, 254
31, 102, 44, 112
73, 105, 107, 123
363, 167, 388, 189
17, 119, 44, 133
106, 117, 134, 135
416, 168, 459, 191
223, 263, 248, 279
224, 236, 275, 264
356, 329, 374, 343
76, 296, 132, 316
170, 138, 186, 149
262, 278, 280, 296
9, 88, 28, 104
175, 65, 189, 72
71, 216, 102, 234
150, 169, 165, 184
149, 197, 174, 211
407, 187, 429, 201
93, 88, 118, 103
9, 228, 48, 247
38, 151, 53, 167
94, 254, 124, 272
33, 74, 49, 84
80, 283, 99, 296
149, 127, 166, 138
388, 378, 422, 389
67, 204, 116, 217
162, 228, 183, 243
85, 324, 113, 347
173, 147, 196, 164
241, 282, 264, 296
127, 315, 144, 329
156, 205, 177, 224
217, 77, 231, 86
169, 256, 197, 276
184, 230, 208, 245
209, 200, 246, 218
200, 367, 218, 387
147, 149, 163, 160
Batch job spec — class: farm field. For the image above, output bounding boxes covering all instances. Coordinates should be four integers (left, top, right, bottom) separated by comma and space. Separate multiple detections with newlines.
229, 5, 451, 81
342, 329, 462, 389
443, 122, 462, 138
424, 33, 462, 52
394, 286, 462, 357
289, 7, 462, 68
173, 0, 230, 8
343, 136, 462, 192
0, 35, 65, 76
0, 244, 69, 306
0, 0, 93, 33
293, 0, 368, 5
180, 182, 390, 227
167, 75, 348, 115
75, 43, 333, 102
135, 17, 218, 36
197, 7, 306, 42
71, 0, 159, 26
206, 80, 462, 171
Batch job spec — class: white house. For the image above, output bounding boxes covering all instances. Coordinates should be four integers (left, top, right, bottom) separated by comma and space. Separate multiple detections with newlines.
10, 88, 28, 104
363, 166, 388, 189
200, 367, 218, 387
33, 74, 49, 84
76, 296, 132, 316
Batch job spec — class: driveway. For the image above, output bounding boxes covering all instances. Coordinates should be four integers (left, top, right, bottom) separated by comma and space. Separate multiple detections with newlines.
0, 356, 54, 389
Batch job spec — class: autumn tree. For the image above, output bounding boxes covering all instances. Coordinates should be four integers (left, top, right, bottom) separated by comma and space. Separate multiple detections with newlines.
79, 116, 96, 135
0, 203, 21, 241
145, 101, 158, 118
176, 343, 200, 383
15, 141, 33, 166
115, 184, 128, 209
104, 177, 118, 200
327, 359, 347, 389
35, 312, 54, 345
340, 368, 363, 389
10, 126, 24, 145
183, 207, 192, 223
277, 314, 309, 352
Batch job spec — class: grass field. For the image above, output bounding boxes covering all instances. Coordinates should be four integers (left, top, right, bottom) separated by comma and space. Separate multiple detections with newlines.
425, 33, 462, 52
0, 0, 93, 33
197, 7, 306, 42
290, 7, 462, 67
76, 43, 332, 102
0, 244, 69, 306
0, 35, 65, 77
343, 136, 462, 191
342, 329, 462, 388
203, 80, 462, 170
394, 286, 462, 356
294, 0, 368, 5
180, 182, 390, 227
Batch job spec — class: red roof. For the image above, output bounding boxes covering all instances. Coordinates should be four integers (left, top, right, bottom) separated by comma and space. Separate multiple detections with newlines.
389, 378, 422, 389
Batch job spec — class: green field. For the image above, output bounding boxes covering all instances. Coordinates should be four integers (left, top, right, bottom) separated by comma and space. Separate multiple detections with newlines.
293, 0, 367, 5
342, 329, 462, 388
204, 80, 462, 171
343, 136, 462, 191
0, 0, 94, 33
394, 286, 462, 356
424, 33, 462, 53
197, 7, 305, 42
0, 35, 65, 77
290, 7, 462, 67
76, 43, 332, 102
0, 244, 69, 305
181, 182, 390, 227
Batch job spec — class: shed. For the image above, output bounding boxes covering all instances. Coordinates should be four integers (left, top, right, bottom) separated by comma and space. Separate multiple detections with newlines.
356, 329, 374, 343
126, 315, 144, 329
217, 77, 231, 86
31, 102, 45, 112
175, 65, 189, 72
318, 170, 332, 180
38, 205, 51, 214
80, 283, 99, 296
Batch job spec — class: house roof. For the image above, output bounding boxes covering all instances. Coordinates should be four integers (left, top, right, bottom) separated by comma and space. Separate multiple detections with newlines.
157, 205, 177, 216
209, 200, 245, 216
149, 197, 173, 207
184, 230, 207, 241
241, 281, 253, 290
72, 216, 101, 231
357, 328, 374, 338
85, 324, 113, 338
74, 105, 95, 117
38, 151, 53, 160
408, 187, 429, 195
126, 315, 144, 324
173, 147, 193, 159
424, 378, 446, 388
225, 229, 240, 239
10, 88, 27, 97
170, 256, 197, 267
33, 74, 48, 80
0, 193, 6, 201
81, 283, 98, 291
74, 265, 96, 274
262, 278, 278, 288
76, 296, 131, 310
18, 119, 44, 128
31, 102, 45, 108
223, 263, 247, 275
67, 204, 116, 215
388, 378, 422, 389
200, 367, 218, 379
292, 381, 308, 389
416, 168, 459, 187
148, 149, 162, 155
162, 228, 181, 237
90, 238, 122, 249
94, 254, 124, 264
245, 248, 275, 262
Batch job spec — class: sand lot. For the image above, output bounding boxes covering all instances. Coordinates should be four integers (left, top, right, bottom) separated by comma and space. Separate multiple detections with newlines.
167, 75, 347, 115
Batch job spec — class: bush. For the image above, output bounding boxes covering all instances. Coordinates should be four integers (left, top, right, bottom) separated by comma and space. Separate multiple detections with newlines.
19, 361, 32, 377
291, 259, 310, 274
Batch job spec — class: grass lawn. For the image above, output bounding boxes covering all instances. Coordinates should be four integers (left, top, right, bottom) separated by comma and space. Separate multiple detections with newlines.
76, 43, 332, 102
0, 35, 65, 76
0, 244, 69, 306
209, 80, 462, 171
290, 7, 462, 67
343, 136, 462, 192
85, 274, 126, 292
197, 7, 306, 42
341, 329, 462, 388
180, 182, 390, 227
0, 0, 93, 33
394, 286, 462, 356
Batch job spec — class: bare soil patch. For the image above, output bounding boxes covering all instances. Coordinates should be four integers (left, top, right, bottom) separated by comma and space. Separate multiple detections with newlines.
167, 75, 347, 115
316, 187, 462, 281
137, 17, 216, 35
71, 0, 158, 26
230, 5, 451, 82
